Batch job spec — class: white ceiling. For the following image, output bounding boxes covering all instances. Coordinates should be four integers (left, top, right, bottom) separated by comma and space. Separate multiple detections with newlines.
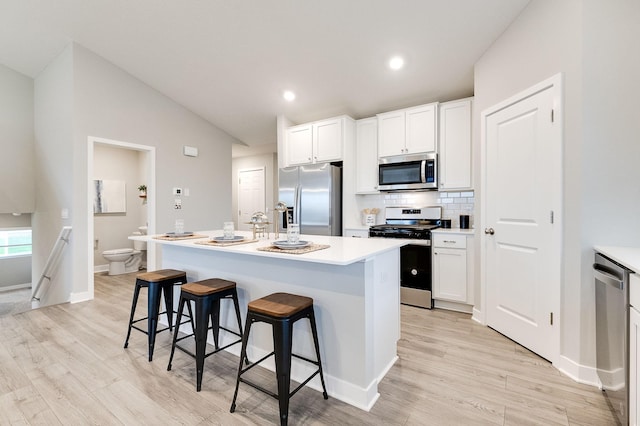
0, 0, 529, 156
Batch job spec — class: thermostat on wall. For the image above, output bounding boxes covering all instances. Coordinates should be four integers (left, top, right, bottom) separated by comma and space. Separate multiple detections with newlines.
183, 145, 198, 157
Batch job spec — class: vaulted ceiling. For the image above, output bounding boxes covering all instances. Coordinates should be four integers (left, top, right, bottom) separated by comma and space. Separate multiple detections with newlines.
0, 0, 530, 155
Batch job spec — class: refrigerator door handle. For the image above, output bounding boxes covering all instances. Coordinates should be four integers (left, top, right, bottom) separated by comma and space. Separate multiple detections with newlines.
295, 184, 302, 225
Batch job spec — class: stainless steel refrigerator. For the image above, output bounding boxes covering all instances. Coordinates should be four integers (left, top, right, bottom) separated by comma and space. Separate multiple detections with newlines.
278, 163, 342, 236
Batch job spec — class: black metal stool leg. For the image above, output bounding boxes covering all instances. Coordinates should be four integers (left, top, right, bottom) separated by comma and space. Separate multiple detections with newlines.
147, 282, 163, 362
231, 291, 249, 365
308, 310, 328, 399
230, 314, 253, 413
194, 296, 211, 392
124, 281, 143, 348
273, 318, 294, 426
167, 296, 187, 371
211, 298, 221, 350
162, 282, 175, 331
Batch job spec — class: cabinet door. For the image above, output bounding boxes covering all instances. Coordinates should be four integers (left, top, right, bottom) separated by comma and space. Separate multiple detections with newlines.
439, 99, 472, 190
313, 118, 343, 163
356, 118, 379, 193
631, 306, 639, 426
406, 103, 437, 154
433, 247, 467, 303
377, 110, 405, 158
287, 124, 313, 165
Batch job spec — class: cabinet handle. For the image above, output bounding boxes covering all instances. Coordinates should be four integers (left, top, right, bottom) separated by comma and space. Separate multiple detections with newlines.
484, 228, 495, 235
443, 240, 456, 243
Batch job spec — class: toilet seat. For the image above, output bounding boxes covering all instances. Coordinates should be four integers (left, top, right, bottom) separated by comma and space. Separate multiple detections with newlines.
104, 248, 135, 255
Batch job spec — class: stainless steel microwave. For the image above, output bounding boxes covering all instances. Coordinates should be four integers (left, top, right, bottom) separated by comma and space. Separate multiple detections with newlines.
378, 152, 437, 191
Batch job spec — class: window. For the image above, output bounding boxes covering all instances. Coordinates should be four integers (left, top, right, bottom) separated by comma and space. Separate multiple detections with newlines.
0, 228, 32, 258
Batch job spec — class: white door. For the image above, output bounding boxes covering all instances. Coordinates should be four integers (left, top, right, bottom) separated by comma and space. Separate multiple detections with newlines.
482, 75, 562, 363
237, 168, 266, 231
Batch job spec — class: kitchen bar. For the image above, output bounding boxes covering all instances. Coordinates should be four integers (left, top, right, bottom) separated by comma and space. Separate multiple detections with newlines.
131, 231, 406, 411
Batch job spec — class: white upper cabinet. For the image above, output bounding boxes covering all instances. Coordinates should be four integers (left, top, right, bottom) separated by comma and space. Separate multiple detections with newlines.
377, 102, 437, 158
439, 98, 472, 190
286, 124, 314, 165
355, 117, 379, 193
286, 117, 345, 166
313, 118, 343, 162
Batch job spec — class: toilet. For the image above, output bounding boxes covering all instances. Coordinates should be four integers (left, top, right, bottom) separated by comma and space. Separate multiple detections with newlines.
103, 243, 144, 276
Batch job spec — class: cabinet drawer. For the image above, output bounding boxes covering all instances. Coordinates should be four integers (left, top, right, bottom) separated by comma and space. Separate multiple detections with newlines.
631, 273, 640, 309
433, 234, 466, 249
344, 229, 369, 238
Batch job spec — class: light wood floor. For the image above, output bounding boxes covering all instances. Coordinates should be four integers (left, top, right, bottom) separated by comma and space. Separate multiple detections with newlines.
0, 272, 617, 425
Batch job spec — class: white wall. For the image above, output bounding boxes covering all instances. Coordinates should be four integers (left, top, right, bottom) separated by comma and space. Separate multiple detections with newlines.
474, 0, 640, 377
32, 42, 236, 305
33, 45, 74, 306
0, 64, 34, 213
93, 144, 147, 268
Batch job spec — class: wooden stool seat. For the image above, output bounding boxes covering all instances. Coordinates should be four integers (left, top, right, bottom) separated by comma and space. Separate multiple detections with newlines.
137, 269, 187, 283
248, 292, 313, 318
230, 292, 328, 426
123, 269, 190, 361
182, 278, 236, 296
167, 278, 244, 391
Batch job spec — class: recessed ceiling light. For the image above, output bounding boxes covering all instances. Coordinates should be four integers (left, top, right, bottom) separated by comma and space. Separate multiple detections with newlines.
389, 56, 404, 70
283, 90, 296, 101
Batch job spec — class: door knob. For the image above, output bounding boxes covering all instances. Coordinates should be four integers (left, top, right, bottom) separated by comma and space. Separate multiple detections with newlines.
484, 228, 495, 235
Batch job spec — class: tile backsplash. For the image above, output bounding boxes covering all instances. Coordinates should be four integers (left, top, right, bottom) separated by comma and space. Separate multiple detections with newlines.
354, 190, 475, 228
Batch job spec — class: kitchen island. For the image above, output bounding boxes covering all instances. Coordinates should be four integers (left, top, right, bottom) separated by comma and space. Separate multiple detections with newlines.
131, 231, 406, 411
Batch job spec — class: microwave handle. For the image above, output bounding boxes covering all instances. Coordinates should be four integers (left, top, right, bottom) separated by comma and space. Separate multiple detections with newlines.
421, 160, 427, 183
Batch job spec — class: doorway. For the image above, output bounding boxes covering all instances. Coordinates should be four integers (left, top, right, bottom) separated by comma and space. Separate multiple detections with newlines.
87, 137, 155, 300
481, 74, 563, 363
237, 167, 266, 231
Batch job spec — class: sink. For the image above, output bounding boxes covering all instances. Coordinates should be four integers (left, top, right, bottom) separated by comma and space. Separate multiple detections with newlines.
138, 226, 148, 235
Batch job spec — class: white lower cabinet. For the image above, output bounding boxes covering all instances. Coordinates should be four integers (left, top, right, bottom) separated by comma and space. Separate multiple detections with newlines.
631, 273, 639, 426
432, 232, 474, 307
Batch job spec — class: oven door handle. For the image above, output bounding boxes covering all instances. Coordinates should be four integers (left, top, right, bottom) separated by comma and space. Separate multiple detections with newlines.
593, 263, 624, 290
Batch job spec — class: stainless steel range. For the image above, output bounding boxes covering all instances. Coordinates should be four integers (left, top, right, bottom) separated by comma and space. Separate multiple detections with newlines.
369, 206, 441, 309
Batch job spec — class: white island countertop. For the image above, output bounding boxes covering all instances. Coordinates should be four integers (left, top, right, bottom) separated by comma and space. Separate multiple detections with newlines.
131, 230, 408, 266
594, 246, 640, 272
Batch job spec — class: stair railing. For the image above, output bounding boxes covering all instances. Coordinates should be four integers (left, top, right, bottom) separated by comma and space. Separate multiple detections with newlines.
32, 226, 72, 302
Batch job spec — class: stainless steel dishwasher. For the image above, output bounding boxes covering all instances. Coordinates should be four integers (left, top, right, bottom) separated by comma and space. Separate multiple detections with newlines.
594, 252, 632, 426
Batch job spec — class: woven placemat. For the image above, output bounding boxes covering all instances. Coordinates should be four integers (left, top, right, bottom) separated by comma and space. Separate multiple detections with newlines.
153, 234, 208, 241
195, 239, 258, 247
257, 243, 330, 255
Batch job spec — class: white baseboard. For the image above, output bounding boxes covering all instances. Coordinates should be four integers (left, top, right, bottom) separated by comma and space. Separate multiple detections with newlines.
94, 264, 109, 273
70, 291, 92, 304
433, 299, 473, 314
556, 354, 601, 389
471, 307, 484, 324
0, 282, 32, 292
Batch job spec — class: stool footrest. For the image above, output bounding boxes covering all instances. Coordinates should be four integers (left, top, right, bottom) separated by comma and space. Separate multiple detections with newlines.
238, 351, 275, 376
239, 377, 279, 400
131, 324, 170, 335
173, 338, 242, 361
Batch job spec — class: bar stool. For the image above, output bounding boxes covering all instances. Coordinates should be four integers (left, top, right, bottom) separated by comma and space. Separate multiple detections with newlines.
167, 278, 244, 391
230, 292, 328, 426
123, 269, 190, 361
